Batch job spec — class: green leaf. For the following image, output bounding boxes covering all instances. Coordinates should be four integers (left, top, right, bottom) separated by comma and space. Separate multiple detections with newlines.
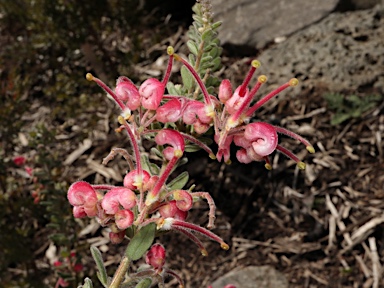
135, 278, 152, 288
166, 82, 178, 95
90, 246, 108, 287
211, 21, 222, 30
202, 29, 215, 41
126, 223, 156, 261
83, 278, 93, 288
181, 66, 194, 90
167, 171, 189, 190
330, 113, 352, 125
187, 40, 199, 56
184, 144, 202, 153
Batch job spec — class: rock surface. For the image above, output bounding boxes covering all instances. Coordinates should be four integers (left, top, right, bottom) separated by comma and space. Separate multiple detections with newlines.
210, 265, 289, 288
256, 6, 384, 96
211, 0, 339, 49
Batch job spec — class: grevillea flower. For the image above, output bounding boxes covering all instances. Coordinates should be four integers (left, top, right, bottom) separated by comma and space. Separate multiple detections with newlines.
145, 243, 166, 270
115, 76, 141, 111
123, 169, 151, 191
155, 129, 185, 160
215, 134, 233, 164
101, 187, 136, 215
109, 230, 126, 244
225, 86, 250, 115
218, 79, 232, 104
156, 98, 182, 123
13, 156, 26, 166
243, 122, 278, 157
115, 209, 134, 230
139, 78, 165, 110
158, 200, 188, 221
67, 181, 98, 218
182, 100, 213, 125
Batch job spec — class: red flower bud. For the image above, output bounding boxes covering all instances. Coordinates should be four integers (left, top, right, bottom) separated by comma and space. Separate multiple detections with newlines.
225, 86, 249, 115
244, 122, 278, 157
155, 129, 185, 159
109, 230, 126, 244
218, 79, 232, 104
67, 181, 98, 218
115, 77, 141, 110
145, 243, 166, 270
123, 169, 151, 191
115, 209, 134, 229
156, 98, 182, 123
101, 187, 136, 215
139, 78, 164, 110
13, 156, 26, 166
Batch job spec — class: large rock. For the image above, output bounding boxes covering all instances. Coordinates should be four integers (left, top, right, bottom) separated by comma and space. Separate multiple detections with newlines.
210, 266, 289, 288
211, 0, 339, 49
256, 5, 384, 96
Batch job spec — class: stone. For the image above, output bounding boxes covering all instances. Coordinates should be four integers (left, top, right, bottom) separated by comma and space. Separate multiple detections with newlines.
255, 5, 384, 97
211, 0, 339, 49
210, 266, 289, 288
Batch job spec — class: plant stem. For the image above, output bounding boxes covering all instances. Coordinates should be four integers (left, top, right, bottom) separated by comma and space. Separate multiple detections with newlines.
109, 256, 130, 288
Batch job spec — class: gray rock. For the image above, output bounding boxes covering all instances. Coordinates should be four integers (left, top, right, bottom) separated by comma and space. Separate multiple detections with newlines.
211, 0, 339, 49
256, 5, 384, 96
210, 265, 289, 288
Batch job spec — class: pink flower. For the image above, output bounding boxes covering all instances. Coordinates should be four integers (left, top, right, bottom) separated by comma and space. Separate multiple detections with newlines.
215, 134, 233, 163
67, 181, 98, 218
225, 86, 250, 115
156, 98, 182, 123
243, 122, 278, 157
115, 76, 141, 110
73, 263, 83, 273
182, 100, 212, 125
139, 78, 165, 110
123, 169, 151, 191
115, 209, 134, 229
158, 200, 188, 221
101, 187, 136, 215
218, 79, 232, 104
13, 156, 26, 166
172, 190, 193, 211
109, 230, 126, 244
155, 129, 185, 160
145, 243, 166, 270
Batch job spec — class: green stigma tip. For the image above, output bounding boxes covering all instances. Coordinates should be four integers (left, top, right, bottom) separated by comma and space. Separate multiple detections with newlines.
258, 75, 267, 83
265, 163, 272, 170
251, 60, 261, 68
220, 242, 229, 250
86, 73, 94, 81
297, 162, 306, 170
167, 46, 174, 55
209, 153, 216, 160
306, 146, 315, 154
289, 78, 299, 87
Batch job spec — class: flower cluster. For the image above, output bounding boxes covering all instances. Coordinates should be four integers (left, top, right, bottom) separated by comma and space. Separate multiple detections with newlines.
68, 45, 314, 287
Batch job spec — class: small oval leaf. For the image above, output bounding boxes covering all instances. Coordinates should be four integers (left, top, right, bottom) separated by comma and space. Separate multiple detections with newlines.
126, 223, 156, 261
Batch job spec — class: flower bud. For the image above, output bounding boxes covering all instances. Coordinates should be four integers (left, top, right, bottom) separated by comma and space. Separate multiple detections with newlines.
115, 209, 134, 230
218, 79, 232, 104
139, 78, 165, 110
156, 98, 182, 123
173, 190, 193, 211
13, 156, 26, 166
225, 86, 249, 115
67, 181, 98, 218
155, 129, 185, 158
109, 230, 126, 244
145, 243, 166, 270
244, 122, 278, 157
123, 170, 151, 191
101, 187, 136, 215
115, 77, 141, 110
